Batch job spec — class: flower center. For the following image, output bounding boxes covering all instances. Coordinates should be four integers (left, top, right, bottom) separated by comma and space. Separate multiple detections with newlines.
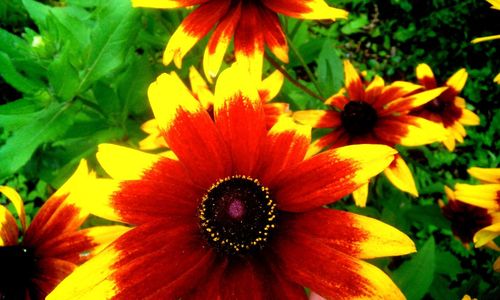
0, 245, 37, 298
341, 101, 378, 135
442, 200, 492, 244
198, 175, 278, 256
423, 97, 463, 127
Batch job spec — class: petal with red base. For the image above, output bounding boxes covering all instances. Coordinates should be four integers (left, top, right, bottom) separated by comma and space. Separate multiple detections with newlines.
282, 208, 415, 259
305, 130, 345, 158
381, 87, 448, 115
293, 110, 341, 128
263, 0, 348, 20
372, 81, 422, 108
132, 0, 208, 9
374, 115, 447, 147
275, 232, 406, 300
234, 3, 265, 82
342, 60, 365, 101
384, 154, 418, 196
203, 3, 241, 80
35, 225, 130, 265
272, 144, 396, 212
32, 258, 77, 299
149, 72, 231, 188
82, 160, 203, 225
255, 117, 311, 185
264, 103, 290, 128
163, 1, 231, 67
260, 8, 288, 63
214, 64, 267, 175
416, 63, 437, 89
0, 205, 18, 246
47, 220, 211, 300
446, 68, 468, 93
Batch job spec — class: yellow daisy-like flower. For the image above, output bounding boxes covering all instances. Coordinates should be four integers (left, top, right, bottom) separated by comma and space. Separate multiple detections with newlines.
139, 66, 290, 151
132, 0, 348, 80
294, 60, 448, 206
411, 64, 480, 151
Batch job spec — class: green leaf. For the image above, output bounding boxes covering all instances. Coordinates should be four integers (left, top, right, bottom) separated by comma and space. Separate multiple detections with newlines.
22, 0, 50, 28
316, 40, 343, 96
0, 51, 44, 94
48, 51, 80, 101
393, 237, 436, 300
78, 0, 140, 91
0, 103, 75, 179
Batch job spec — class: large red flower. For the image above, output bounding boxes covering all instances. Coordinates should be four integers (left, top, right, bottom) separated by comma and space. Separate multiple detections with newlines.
132, 0, 348, 80
294, 61, 448, 206
0, 161, 128, 299
49, 65, 415, 299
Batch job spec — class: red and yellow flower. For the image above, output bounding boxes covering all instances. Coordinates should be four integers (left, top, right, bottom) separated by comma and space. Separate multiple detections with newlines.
48, 65, 415, 299
441, 167, 500, 271
139, 66, 289, 151
411, 64, 480, 151
294, 60, 448, 206
0, 161, 128, 299
131, 0, 348, 80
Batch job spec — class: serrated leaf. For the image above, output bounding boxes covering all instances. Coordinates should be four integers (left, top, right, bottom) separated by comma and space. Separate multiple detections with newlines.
393, 237, 436, 300
0, 103, 75, 178
78, 0, 140, 91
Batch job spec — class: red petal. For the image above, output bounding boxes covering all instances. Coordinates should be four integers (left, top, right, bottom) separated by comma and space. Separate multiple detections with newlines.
32, 257, 76, 299
214, 64, 267, 175
234, 3, 265, 81
23, 195, 86, 248
274, 233, 405, 299
259, 7, 288, 63
219, 259, 268, 300
255, 117, 310, 185
0, 205, 18, 246
271, 145, 395, 212
110, 158, 204, 225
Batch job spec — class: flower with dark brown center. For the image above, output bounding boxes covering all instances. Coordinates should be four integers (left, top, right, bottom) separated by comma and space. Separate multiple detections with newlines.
341, 101, 378, 136
49, 65, 416, 300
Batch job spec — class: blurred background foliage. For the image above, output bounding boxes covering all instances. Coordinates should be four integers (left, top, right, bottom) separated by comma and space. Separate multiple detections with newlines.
0, 0, 499, 298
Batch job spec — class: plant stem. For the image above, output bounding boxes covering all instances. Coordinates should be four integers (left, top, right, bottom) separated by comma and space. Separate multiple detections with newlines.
286, 36, 325, 99
265, 52, 324, 102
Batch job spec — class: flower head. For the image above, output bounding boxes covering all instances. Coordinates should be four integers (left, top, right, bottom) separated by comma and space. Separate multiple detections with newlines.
411, 63, 480, 151
49, 65, 415, 299
0, 161, 128, 299
139, 66, 289, 151
294, 60, 448, 206
132, 0, 348, 80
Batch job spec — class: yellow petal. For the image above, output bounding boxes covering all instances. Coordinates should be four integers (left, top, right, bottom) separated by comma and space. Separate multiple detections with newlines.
474, 222, 500, 248
384, 155, 418, 196
446, 68, 468, 93
97, 144, 163, 180
0, 186, 26, 232
454, 183, 500, 209
468, 167, 500, 183
352, 182, 369, 207
259, 69, 284, 102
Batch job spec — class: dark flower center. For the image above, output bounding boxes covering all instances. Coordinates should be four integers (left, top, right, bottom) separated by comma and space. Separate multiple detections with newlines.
0, 245, 37, 299
198, 175, 278, 256
341, 101, 378, 135
423, 97, 463, 127
442, 200, 492, 244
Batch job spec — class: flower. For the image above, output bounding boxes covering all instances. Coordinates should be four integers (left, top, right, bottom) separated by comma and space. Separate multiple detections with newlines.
294, 60, 448, 206
139, 66, 289, 151
440, 186, 496, 246
0, 161, 128, 299
48, 65, 415, 299
453, 168, 500, 249
131, 0, 348, 80
411, 64, 480, 151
